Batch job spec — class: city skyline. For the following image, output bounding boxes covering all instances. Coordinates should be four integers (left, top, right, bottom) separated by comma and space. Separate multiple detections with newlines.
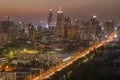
0, 0, 120, 24
0, 1, 120, 80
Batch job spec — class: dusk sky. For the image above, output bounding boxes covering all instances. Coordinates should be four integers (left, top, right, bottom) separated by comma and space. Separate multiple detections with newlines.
0, 0, 120, 24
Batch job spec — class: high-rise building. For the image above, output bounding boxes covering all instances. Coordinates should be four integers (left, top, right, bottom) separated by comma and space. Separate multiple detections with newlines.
0, 21, 14, 33
69, 22, 75, 40
74, 18, 80, 40
0, 17, 19, 45
47, 9, 56, 37
103, 20, 114, 34
28, 23, 34, 40
17, 22, 27, 38
48, 9, 53, 28
0, 20, 14, 44
74, 18, 88, 40
86, 16, 100, 40
0, 33, 8, 45
64, 17, 69, 39
57, 7, 64, 39
64, 16, 75, 40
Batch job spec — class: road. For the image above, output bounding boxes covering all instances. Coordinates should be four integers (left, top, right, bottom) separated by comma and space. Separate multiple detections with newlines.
31, 31, 116, 80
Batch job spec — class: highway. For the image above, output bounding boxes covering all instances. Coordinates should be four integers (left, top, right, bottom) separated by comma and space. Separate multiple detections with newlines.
31, 31, 116, 80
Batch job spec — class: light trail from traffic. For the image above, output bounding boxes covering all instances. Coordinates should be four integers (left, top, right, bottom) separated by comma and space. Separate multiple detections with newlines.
31, 31, 117, 80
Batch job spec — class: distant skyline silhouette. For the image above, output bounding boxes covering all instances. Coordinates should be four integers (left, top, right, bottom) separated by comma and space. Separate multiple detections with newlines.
0, 0, 120, 24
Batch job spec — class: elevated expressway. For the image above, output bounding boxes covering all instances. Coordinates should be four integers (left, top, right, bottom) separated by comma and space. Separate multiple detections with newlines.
31, 31, 117, 80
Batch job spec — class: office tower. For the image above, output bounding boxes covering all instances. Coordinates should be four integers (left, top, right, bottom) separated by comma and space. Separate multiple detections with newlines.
0, 21, 14, 33
0, 20, 14, 40
47, 9, 56, 38
86, 16, 99, 40
103, 20, 114, 34
48, 9, 53, 28
64, 16, 69, 39
70, 22, 75, 40
64, 16, 74, 40
28, 23, 34, 40
0, 33, 8, 45
91, 16, 98, 25
74, 18, 80, 40
17, 22, 27, 38
57, 7, 64, 39
0, 17, 15, 45
74, 18, 87, 40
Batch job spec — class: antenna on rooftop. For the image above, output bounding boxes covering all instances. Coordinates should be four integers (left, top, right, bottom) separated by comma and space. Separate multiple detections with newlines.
59, 6, 62, 11
57, 0, 63, 13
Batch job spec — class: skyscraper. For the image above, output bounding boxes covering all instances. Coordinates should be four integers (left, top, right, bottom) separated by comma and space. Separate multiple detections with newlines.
64, 16, 69, 39
48, 9, 53, 28
64, 16, 75, 40
103, 20, 114, 34
0, 18, 14, 45
86, 16, 99, 40
74, 19, 87, 40
28, 23, 34, 40
0, 20, 14, 33
17, 22, 26, 38
57, 7, 64, 39
74, 18, 80, 40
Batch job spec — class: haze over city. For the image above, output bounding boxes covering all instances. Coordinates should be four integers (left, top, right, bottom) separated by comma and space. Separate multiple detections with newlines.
0, 0, 120, 24
1, 0, 120, 80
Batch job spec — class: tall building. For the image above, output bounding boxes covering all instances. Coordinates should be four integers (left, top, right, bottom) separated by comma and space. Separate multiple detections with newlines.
0, 21, 14, 33
48, 9, 53, 28
28, 23, 34, 40
74, 18, 80, 40
0, 33, 8, 45
47, 9, 56, 39
64, 16, 75, 40
57, 7, 64, 39
73, 18, 88, 40
68, 20, 75, 40
0, 19, 14, 45
17, 22, 27, 38
9, 25, 19, 39
86, 16, 100, 40
103, 20, 114, 34
64, 17, 69, 39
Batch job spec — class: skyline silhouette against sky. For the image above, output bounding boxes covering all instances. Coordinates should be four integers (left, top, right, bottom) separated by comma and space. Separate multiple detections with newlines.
0, 0, 120, 24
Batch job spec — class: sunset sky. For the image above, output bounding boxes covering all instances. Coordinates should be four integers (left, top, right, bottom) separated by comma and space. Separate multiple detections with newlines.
0, 0, 120, 24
